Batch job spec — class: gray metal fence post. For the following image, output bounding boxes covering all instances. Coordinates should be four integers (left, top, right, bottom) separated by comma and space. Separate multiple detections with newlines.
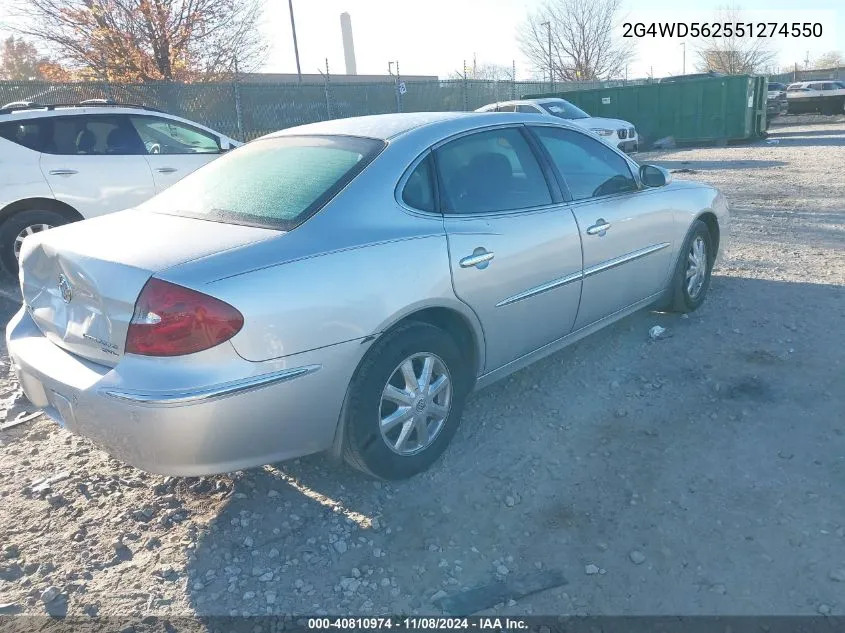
234, 57, 244, 141
234, 83, 244, 141
324, 58, 332, 119
396, 60, 402, 113
463, 60, 468, 112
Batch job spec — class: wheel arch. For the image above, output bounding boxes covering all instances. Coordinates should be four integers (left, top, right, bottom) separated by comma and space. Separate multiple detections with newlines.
329, 302, 486, 460
0, 197, 84, 224
695, 210, 720, 261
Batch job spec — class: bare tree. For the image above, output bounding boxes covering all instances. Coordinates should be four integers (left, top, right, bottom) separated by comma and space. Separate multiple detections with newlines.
517, 0, 633, 82
449, 61, 513, 81
813, 50, 844, 70
694, 6, 777, 74
9, 0, 267, 82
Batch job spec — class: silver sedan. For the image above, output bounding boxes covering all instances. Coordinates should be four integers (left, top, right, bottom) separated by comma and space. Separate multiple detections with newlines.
6, 112, 729, 480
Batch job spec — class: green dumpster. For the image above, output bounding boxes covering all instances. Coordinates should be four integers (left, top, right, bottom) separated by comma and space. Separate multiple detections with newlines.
524, 74, 767, 148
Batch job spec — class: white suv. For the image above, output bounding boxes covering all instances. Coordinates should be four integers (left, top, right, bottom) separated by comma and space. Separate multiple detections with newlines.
0, 101, 240, 273
476, 98, 639, 154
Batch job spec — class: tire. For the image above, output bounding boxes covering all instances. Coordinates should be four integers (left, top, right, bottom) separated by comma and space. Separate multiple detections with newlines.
0, 209, 70, 275
343, 321, 471, 480
666, 219, 714, 314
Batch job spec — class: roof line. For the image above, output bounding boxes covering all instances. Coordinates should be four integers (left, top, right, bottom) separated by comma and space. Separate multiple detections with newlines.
385, 113, 470, 140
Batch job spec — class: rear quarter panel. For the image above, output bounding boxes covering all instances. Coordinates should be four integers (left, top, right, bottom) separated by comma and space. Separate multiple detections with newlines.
201, 231, 475, 362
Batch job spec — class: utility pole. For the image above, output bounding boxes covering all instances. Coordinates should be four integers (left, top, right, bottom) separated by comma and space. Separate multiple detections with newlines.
288, 0, 302, 83
541, 21, 553, 91
681, 42, 686, 75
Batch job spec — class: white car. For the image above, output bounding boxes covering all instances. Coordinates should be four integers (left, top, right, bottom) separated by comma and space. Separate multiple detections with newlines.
0, 101, 240, 273
476, 98, 639, 154
786, 81, 845, 98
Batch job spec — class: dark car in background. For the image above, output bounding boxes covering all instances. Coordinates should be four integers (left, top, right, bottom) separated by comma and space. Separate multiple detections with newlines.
766, 82, 788, 123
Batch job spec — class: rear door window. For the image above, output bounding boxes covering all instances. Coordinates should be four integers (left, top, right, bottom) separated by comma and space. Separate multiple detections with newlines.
497, 104, 516, 112
140, 135, 385, 229
2, 114, 146, 155
434, 127, 552, 214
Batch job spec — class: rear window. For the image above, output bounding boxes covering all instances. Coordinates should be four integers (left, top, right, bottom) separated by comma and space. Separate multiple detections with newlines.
139, 135, 384, 229
539, 100, 591, 120
0, 120, 44, 151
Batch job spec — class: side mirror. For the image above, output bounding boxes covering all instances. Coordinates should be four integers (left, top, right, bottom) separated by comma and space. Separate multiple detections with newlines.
220, 138, 236, 152
640, 164, 671, 188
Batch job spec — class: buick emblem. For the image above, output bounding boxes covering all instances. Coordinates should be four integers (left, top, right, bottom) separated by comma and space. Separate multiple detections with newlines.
58, 274, 73, 304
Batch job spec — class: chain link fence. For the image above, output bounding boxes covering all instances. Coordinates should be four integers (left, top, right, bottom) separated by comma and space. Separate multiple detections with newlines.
0, 77, 649, 141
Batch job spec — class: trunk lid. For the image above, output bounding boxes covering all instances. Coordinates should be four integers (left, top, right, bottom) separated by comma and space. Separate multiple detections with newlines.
20, 209, 278, 366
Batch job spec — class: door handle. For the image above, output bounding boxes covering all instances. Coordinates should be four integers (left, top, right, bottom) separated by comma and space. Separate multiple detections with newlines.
156, 167, 178, 174
459, 248, 495, 269
48, 169, 78, 176
586, 218, 611, 236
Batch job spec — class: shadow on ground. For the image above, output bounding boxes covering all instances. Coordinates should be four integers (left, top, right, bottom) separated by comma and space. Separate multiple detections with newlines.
763, 126, 845, 148
654, 160, 787, 171
767, 129, 845, 138
182, 275, 845, 616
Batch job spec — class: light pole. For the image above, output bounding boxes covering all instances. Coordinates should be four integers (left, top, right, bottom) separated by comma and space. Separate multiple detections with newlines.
681, 42, 686, 75
288, 0, 302, 83
540, 21, 553, 90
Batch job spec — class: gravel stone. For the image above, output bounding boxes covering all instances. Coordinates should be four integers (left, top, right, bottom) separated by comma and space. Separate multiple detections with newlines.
629, 550, 646, 565
40, 586, 62, 603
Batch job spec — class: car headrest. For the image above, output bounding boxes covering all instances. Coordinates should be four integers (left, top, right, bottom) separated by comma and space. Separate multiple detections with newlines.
106, 127, 136, 153
76, 129, 96, 153
468, 152, 513, 181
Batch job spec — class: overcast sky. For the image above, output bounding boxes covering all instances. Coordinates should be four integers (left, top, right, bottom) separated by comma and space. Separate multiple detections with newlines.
1, 0, 843, 80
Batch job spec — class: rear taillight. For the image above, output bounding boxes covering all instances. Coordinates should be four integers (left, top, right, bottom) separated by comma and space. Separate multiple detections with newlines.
125, 278, 244, 357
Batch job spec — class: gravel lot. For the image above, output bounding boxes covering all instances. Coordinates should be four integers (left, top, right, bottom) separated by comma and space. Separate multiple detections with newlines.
1, 118, 844, 619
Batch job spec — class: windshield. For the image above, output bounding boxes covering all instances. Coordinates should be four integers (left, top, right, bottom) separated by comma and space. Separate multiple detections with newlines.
139, 135, 384, 229
539, 100, 591, 120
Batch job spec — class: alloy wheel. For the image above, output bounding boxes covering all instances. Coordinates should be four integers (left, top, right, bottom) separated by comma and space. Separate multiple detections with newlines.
685, 235, 708, 299
379, 352, 452, 456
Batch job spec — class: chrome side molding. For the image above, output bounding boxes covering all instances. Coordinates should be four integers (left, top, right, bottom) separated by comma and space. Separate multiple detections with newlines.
100, 364, 321, 406
496, 242, 671, 308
